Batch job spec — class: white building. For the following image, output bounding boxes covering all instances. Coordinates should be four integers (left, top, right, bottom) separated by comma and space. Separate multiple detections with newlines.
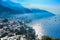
1, 35, 27, 40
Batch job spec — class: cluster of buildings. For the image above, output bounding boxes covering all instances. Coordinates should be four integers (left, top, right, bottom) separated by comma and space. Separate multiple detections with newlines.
0, 19, 27, 40
1, 35, 27, 40
0, 19, 36, 40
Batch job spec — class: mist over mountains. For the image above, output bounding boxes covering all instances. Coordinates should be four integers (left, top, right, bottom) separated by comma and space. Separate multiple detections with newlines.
1, 0, 60, 39
0, 0, 55, 21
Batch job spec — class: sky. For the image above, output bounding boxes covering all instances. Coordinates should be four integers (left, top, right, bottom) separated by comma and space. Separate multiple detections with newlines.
1, 0, 59, 18
9, 0, 60, 14
10, 0, 60, 5
2, 0, 60, 7
1, 0, 60, 38
1, 0, 59, 17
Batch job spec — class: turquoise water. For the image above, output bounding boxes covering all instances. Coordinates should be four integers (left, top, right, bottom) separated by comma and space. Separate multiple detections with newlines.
40, 14, 60, 38
0, 13, 60, 38
11, 13, 60, 38
0, 0, 60, 38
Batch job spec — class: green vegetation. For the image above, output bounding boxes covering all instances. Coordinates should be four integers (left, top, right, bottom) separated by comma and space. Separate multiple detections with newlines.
41, 35, 54, 40
38, 35, 60, 40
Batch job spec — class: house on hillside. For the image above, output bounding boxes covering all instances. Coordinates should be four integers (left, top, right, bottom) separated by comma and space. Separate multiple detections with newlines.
1, 35, 27, 40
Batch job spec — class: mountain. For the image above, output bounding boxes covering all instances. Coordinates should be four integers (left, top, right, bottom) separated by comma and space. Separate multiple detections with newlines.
0, 4, 55, 15
0, 0, 55, 21
0, 0, 32, 14
0, 0, 55, 14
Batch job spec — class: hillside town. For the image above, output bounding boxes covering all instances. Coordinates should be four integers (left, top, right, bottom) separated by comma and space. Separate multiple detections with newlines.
0, 18, 36, 40
0, 19, 60, 40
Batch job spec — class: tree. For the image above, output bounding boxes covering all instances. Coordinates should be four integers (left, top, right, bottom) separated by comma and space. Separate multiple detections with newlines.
55, 38, 60, 40
3, 19, 8, 22
24, 26, 36, 40
41, 35, 53, 40
0, 32, 8, 38
0, 25, 3, 29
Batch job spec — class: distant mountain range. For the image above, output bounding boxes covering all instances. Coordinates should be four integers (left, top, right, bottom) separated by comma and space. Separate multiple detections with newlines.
0, 0, 55, 21
0, 0, 54, 14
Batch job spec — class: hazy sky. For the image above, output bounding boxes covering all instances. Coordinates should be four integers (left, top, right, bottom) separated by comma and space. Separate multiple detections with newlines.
2, 0, 60, 14
1, 0, 60, 38
11, 0, 60, 5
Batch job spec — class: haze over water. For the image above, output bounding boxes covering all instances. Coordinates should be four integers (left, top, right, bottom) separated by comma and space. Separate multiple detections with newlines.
0, 0, 60, 38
